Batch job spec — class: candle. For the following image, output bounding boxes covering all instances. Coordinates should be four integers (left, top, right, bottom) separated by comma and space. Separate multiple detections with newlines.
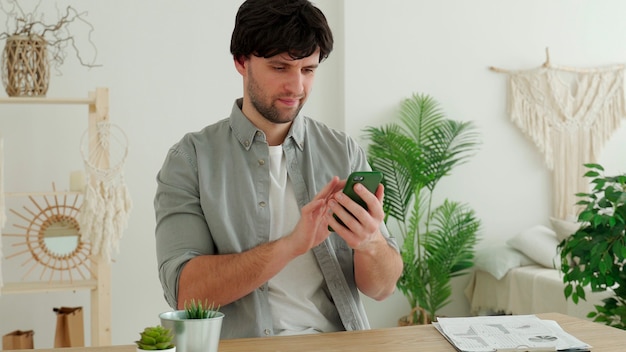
70, 170, 86, 192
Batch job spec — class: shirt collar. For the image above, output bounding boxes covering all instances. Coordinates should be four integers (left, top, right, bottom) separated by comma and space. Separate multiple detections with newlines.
229, 98, 304, 151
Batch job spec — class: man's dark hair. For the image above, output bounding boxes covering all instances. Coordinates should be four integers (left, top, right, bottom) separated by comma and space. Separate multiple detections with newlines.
230, 0, 334, 63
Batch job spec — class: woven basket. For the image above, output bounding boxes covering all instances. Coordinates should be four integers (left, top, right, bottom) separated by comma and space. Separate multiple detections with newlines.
1, 34, 50, 97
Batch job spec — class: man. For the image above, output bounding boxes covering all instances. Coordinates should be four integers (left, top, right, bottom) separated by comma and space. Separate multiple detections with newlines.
155, 0, 403, 339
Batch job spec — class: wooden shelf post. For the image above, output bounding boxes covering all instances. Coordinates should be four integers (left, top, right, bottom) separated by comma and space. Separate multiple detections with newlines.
1, 87, 113, 347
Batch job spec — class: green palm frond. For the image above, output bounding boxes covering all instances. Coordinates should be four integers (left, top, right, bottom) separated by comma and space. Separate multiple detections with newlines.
426, 200, 480, 278
365, 125, 421, 223
424, 253, 452, 316
398, 93, 446, 144
421, 119, 480, 191
363, 92, 481, 323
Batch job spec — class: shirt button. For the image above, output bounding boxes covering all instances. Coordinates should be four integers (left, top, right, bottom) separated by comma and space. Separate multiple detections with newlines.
259, 201, 266, 207
264, 329, 271, 336
258, 159, 265, 166
244, 140, 250, 147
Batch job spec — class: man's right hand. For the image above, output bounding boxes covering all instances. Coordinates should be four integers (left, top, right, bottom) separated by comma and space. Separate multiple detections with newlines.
285, 176, 343, 256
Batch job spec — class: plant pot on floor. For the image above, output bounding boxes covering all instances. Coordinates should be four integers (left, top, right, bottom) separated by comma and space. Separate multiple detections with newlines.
398, 306, 431, 326
160, 310, 224, 352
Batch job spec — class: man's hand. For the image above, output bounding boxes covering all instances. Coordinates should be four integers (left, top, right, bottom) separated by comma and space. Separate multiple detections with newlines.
326, 181, 387, 252
326, 178, 403, 300
285, 176, 344, 256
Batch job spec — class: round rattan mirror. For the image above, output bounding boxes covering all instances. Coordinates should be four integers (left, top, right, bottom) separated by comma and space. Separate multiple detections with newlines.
6, 184, 92, 281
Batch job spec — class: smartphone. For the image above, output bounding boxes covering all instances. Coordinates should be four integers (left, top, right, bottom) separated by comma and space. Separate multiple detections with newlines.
328, 171, 383, 231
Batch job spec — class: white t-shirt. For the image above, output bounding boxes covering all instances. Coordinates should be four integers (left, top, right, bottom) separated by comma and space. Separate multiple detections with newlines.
267, 145, 342, 335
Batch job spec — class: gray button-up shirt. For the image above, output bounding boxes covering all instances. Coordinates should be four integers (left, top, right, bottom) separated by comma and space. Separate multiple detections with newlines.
154, 99, 398, 339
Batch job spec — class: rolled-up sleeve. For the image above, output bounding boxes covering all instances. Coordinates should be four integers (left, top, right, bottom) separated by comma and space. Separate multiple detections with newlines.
154, 144, 216, 308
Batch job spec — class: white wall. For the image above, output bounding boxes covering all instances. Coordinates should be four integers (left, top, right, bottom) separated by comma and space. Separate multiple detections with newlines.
0, 0, 625, 348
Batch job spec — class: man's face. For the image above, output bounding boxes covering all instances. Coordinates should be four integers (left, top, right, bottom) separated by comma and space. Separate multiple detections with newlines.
242, 50, 320, 124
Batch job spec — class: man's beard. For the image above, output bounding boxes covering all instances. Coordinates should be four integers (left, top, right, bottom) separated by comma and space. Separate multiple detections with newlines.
248, 70, 304, 124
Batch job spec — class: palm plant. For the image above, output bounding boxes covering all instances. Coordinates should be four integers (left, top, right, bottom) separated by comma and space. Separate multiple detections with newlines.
363, 93, 481, 323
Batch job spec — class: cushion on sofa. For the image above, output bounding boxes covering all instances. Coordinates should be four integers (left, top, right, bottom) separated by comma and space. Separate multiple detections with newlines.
506, 225, 561, 269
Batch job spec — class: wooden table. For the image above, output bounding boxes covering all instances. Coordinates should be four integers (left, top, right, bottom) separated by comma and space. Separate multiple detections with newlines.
6, 313, 626, 351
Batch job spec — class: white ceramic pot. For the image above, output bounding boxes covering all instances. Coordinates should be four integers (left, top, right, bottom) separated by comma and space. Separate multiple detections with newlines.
137, 347, 175, 352
159, 310, 224, 352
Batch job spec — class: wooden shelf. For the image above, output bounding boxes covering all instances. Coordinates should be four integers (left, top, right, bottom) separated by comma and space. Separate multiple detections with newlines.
0, 96, 95, 105
5, 190, 83, 197
0, 88, 112, 346
0, 280, 98, 294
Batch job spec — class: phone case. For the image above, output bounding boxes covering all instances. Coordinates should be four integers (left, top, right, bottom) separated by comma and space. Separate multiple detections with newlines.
342, 171, 383, 208
329, 171, 383, 231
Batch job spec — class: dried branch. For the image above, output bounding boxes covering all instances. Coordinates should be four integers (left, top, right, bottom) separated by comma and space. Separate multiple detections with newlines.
0, 0, 101, 74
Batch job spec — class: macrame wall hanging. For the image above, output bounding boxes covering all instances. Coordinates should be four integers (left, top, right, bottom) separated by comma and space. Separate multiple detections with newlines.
77, 121, 131, 262
491, 49, 626, 219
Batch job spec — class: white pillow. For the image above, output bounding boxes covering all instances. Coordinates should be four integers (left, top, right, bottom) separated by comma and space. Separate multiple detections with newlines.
506, 225, 561, 269
474, 244, 535, 280
550, 216, 579, 242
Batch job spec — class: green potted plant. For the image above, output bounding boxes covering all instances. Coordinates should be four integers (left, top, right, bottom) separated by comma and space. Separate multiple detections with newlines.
363, 92, 481, 324
559, 163, 626, 330
182, 299, 221, 319
135, 325, 175, 351
159, 300, 224, 352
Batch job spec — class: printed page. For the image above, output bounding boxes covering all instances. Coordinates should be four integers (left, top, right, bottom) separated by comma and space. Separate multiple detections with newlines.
433, 315, 591, 352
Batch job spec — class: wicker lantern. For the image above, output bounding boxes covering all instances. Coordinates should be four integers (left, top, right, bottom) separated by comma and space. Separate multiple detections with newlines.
1, 34, 50, 97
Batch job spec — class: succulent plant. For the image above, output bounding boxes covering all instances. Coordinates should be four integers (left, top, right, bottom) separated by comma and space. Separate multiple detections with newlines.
135, 325, 174, 350
184, 299, 220, 319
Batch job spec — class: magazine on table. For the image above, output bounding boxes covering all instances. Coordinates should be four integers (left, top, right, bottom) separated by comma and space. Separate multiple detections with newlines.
433, 314, 591, 352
